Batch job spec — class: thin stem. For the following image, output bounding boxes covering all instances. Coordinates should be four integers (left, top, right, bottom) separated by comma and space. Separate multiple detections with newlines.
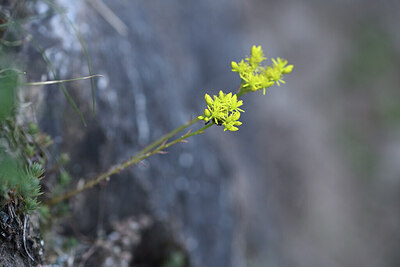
134, 118, 201, 158
23, 75, 102, 86
26, 31, 88, 127
46, 117, 205, 205
161, 123, 213, 150
43, 0, 98, 115
236, 84, 246, 98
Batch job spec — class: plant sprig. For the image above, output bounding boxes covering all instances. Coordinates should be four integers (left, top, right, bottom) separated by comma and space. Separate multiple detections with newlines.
46, 118, 210, 205
46, 45, 293, 205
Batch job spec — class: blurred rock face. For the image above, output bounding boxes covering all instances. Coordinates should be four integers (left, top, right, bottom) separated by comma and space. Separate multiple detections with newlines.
25, 0, 243, 266
21, 0, 400, 266
238, 1, 400, 267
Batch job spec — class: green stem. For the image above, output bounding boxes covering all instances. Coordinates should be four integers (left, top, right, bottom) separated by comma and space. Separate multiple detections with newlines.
134, 118, 201, 158
236, 84, 245, 98
46, 117, 205, 205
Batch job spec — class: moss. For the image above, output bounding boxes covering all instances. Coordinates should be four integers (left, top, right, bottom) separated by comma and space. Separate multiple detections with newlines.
0, 121, 44, 213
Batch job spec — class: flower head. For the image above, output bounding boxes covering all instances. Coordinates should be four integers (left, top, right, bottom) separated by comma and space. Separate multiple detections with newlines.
231, 45, 293, 95
198, 45, 293, 133
198, 91, 244, 131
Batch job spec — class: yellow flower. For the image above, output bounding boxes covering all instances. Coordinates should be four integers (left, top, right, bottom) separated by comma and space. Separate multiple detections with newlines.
232, 46, 293, 96
198, 91, 244, 132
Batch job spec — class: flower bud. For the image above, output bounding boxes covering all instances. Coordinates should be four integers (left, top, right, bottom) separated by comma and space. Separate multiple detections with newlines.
205, 94, 213, 107
282, 65, 294, 74
231, 61, 239, 71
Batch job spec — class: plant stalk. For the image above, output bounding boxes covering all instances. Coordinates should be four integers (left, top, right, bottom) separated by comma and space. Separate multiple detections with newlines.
46, 117, 207, 205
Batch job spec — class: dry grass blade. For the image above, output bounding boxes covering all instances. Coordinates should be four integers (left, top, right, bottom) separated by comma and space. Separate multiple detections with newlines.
23, 74, 102, 86
86, 0, 128, 36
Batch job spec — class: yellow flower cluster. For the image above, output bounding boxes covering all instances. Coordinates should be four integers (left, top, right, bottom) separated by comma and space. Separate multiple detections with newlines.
231, 45, 293, 95
198, 91, 244, 131
198, 45, 293, 132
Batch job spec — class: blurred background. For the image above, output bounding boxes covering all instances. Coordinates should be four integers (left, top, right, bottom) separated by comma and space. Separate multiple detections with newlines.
231, 1, 400, 266
10, 0, 400, 266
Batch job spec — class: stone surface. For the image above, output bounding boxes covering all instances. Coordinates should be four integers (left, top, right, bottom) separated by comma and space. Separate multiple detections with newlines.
10, 0, 400, 266
23, 1, 244, 266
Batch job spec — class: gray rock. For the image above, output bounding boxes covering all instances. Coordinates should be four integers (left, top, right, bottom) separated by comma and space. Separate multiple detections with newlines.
24, 1, 243, 266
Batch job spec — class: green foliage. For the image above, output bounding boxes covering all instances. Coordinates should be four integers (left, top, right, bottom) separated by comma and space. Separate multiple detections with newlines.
0, 148, 43, 213
0, 69, 46, 213
0, 69, 17, 120
29, 162, 45, 180
59, 171, 71, 186
0, 60, 40, 212
27, 122, 39, 135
